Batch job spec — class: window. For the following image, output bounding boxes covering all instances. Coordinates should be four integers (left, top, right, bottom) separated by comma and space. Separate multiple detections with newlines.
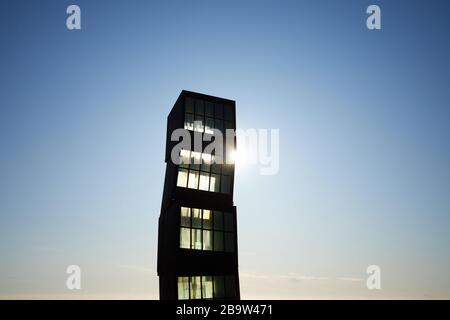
225, 232, 234, 252
199, 172, 209, 191
214, 276, 225, 299
179, 207, 234, 253
205, 117, 214, 134
194, 115, 204, 133
225, 138, 235, 163
224, 212, 233, 231
215, 119, 224, 134
176, 150, 232, 194
223, 104, 234, 121
214, 231, 224, 251
215, 103, 223, 119
178, 277, 189, 300
203, 230, 212, 251
192, 208, 202, 228
225, 276, 237, 297
180, 149, 190, 168
205, 101, 214, 117
211, 160, 221, 174
192, 229, 202, 250
177, 275, 237, 300
177, 168, 188, 187
209, 174, 220, 192
181, 207, 190, 227
180, 228, 190, 249
201, 153, 212, 172
183, 98, 233, 134
195, 99, 204, 115
214, 211, 223, 230
188, 170, 199, 189
221, 175, 231, 194
190, 151, 201, 170
190, 276, 201, 299
202, 276, 213, 298
185, 97, 195, 113
203, 210, 212, 229
184, 113, 194, 131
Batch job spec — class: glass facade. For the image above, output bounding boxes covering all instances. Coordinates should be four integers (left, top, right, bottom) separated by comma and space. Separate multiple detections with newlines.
176, 149, 233, 194
177, 275, 237, 300
179, 207, 235, 253
184, 97, 235, 134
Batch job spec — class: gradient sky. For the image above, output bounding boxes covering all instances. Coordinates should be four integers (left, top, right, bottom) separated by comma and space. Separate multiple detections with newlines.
1, 0, 450, 299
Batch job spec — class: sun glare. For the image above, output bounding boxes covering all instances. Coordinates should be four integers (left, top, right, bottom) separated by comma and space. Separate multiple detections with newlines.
230, 149, 246, 167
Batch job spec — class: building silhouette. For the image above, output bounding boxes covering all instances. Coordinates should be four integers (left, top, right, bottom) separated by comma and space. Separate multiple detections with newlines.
157, 90, 240, 300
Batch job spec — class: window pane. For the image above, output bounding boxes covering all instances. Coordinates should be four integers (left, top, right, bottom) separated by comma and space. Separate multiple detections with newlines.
225, 120, 234, 130
188, 170, 199, 189
178, 277, 189, 300
224, 105, 234, 121
192, 208, 202, 228
180, 149, 190, 168
225, 276, 237, 298
211, 155, 222, 174
177, 168, 188, 187
190, 276, 201, 299
192, 229, 202, 250
215, 119, 224, 134
221, 175, 231, 194
203, 230, 213, 251
225, 232, 234, 252
225, 138, 235, 163
214, 231, 224, 251
205, 117, 214, 134
223, 212, 233, 231
202, 276, 213, 298
184, 113, 194, 131
190, 151, 201, 170
185, 97, 194, 113
201, 153, 212, 172
213, 211, 223, 230
180, 207, 191, 227
195, 99, 204, 115
205, 101, 214, 117
222, 164, 233, 175
180, 228, 190, 249
194, 115, 204, 133
199, 172, 209, 191
214, 276, 225, 298
203, 210, 212, 229
211, 155, 223, 173
211, 163, 222, 174
209, 174, 220, 192
215, 103, 223, 119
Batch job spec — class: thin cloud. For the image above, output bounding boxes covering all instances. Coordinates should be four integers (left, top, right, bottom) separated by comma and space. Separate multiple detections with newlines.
240, 272, 271, 279
241, 272, 365, 282
117, 264, 155, 274
337, 277, 364, 282
241, 272, 328, 281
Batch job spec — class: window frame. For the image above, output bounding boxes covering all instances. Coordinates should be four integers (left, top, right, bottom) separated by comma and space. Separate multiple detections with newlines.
177, 275, 237, 300
179, 207, 235, 253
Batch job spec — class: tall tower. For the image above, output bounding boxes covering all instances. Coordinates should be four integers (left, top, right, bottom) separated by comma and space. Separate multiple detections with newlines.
158, 90, 240, 300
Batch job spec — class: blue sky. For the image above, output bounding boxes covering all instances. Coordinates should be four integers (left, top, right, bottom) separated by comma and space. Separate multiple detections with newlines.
1, 0, 450, 299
